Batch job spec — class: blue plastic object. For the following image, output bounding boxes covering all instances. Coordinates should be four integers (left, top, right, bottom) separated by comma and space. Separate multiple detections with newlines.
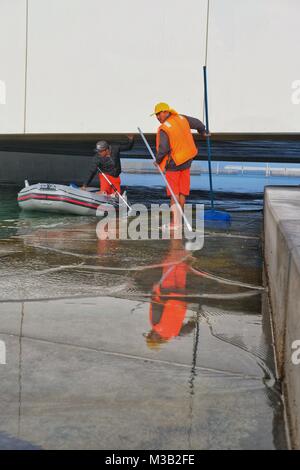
203, 66, 231, 223
204, 209, 231, 221
69, 183, 78, 188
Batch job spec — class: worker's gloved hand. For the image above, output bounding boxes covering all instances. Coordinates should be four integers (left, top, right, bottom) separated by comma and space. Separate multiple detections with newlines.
81, 185, 87, 191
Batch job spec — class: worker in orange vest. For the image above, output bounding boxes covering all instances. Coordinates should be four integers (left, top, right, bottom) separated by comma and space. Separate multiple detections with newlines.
152, 102, 208, 226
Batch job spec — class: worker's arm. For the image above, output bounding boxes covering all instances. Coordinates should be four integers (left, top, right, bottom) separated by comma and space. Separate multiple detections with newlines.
114, 150, 122, 176
83, 155, 101, 187
156, 130, 170, 164
119, 135, 135, 152
183, 115, 206, 135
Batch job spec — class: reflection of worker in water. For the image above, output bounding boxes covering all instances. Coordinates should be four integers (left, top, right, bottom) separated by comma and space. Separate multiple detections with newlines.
145, 239, 196, 349
96, 213, 121, 255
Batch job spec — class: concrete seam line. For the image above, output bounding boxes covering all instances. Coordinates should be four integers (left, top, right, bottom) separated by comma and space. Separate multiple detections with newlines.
18, 302, 25, 436
23, 0, 29, 134
3, 331, 264, 380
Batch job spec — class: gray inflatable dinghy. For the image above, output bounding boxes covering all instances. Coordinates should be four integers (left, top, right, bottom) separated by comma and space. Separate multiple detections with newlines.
17, 181, 127, 216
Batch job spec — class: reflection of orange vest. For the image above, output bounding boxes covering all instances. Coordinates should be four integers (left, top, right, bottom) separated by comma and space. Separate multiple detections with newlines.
150, 297, 187, 340
156, 114, 198, 170
149, 260, 188, 340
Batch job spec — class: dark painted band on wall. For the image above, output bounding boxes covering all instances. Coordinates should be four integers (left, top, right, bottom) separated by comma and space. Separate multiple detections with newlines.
1, 136, 300, 186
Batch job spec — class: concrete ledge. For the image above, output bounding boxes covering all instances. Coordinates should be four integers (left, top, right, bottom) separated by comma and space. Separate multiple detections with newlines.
264, 186, 300, 449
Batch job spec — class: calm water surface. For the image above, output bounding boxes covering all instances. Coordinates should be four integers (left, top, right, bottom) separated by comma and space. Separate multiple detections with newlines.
0, 182, 289, 449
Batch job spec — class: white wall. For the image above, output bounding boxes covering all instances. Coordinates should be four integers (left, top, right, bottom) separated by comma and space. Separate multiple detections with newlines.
0, 0, 27, 133
0, 0, 299, 134
207, 0, 300, 133
25, 0, 207, 133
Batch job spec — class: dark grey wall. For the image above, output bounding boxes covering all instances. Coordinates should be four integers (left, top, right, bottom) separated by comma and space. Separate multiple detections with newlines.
0, 152, 97, 186
1, 136, 300, 185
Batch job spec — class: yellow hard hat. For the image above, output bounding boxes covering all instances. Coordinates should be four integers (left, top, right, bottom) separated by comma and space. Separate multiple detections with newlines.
151, 102, 170, 116
144, 330, 167, 350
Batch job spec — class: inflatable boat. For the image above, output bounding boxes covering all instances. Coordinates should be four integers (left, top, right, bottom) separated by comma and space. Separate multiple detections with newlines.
17, 182, 126, 216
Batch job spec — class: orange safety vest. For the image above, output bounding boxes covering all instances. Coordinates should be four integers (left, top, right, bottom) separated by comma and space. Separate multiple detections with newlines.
156, 114, 198, 171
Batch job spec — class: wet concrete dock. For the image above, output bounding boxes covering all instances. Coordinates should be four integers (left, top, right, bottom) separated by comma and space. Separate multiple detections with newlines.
0, 187, 288, 449
264, 186, 300, 448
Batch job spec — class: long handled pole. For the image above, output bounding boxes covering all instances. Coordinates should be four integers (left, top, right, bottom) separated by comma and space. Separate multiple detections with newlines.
137, 127, 192, 232
97, 168, 132, 211
203, 65, 214, 210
